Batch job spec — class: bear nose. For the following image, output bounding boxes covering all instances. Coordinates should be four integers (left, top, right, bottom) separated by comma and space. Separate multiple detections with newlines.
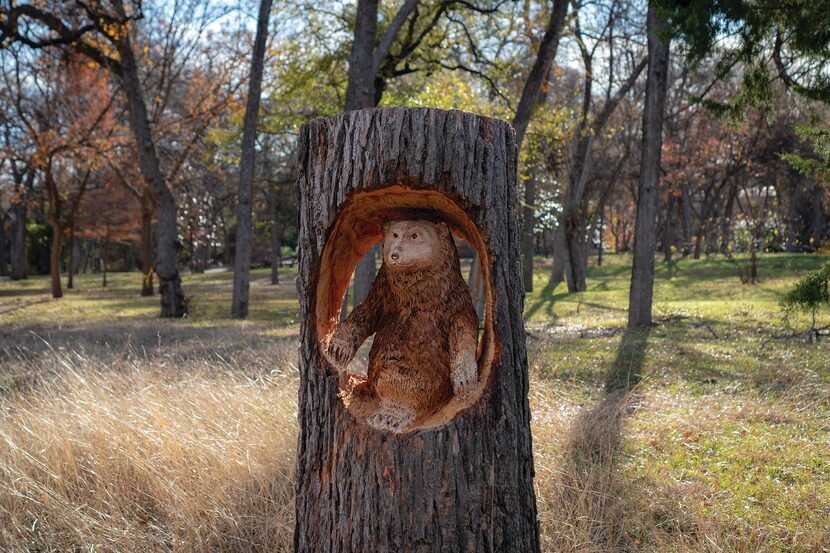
390, 252, 399, 261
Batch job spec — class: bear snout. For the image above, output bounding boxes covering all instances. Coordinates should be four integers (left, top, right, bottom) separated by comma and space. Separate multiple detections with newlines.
390, 252, 400, 261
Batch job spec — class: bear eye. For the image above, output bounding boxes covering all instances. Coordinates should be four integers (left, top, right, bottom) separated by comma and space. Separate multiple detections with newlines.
392, 233, 398, 238
411, 233, 417, 239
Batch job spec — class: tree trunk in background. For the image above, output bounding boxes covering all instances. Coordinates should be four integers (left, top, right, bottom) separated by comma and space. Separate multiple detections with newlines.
511, 0, 570, 147
680, 185, 692, 255
102, 235, 108, 287
720, 184, 737, 253
522, 172, 537, 292
662, 194, 675, 263
232, 0, 272, 319
140, 192, 154, 296
565, 223, 588, 292
549, 223, 567, 287
344, 0, 379, 111
295, 108, 539, 553
67, 226, 75, 290
0, 213, 7, 276
468, 252, 486, 321
269, 184, 281, 285
628, 4, 670, 329
113, 6, 184, 317
49, 215, 62, 299
812, 182, 824, 248
9, 182, 29, 281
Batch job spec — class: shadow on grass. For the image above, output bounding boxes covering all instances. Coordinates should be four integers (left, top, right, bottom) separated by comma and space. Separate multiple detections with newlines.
548, 327, 650, 550
525, 280, 568, 322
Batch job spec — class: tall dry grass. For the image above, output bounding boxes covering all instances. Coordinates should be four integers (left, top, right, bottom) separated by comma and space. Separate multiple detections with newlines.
0, 344, 297, 552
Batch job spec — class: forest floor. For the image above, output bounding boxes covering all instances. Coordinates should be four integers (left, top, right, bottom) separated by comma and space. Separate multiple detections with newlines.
0, 253, 828, 552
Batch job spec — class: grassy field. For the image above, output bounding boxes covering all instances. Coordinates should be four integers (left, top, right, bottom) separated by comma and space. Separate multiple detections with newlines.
1, 254, 829, 552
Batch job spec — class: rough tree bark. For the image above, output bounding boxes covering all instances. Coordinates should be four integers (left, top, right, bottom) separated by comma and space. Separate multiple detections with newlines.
295, 108, 539, 552
232, 0, 273, 319
628, 3, 671, 329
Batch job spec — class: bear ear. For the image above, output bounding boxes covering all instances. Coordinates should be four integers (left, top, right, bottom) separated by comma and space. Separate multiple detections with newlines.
381, 221, 392, 235
435, 221, 451, 237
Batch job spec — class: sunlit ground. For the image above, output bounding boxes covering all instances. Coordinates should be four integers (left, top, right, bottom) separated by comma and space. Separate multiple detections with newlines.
1, 254, 828, 551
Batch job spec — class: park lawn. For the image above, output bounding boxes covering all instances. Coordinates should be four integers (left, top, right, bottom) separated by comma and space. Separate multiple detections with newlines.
0, 253, 829, 551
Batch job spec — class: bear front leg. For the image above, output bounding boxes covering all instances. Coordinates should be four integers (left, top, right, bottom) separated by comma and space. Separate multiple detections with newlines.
326, 328, 357, 373
449, 312, 479, 399
325, 287, 381, 373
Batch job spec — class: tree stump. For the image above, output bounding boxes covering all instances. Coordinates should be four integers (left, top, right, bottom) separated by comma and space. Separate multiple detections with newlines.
295, 107, 539, 553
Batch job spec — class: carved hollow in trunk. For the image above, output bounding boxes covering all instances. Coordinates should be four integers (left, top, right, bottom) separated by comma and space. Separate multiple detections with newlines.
316, 186, 496, 432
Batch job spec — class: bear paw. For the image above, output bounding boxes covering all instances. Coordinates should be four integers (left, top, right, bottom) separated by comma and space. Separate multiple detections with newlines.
326, 333, 355, 372
366, 401, 415, 433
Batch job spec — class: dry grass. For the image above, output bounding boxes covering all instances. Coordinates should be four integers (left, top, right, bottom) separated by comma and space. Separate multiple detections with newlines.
0, 341, 297, 552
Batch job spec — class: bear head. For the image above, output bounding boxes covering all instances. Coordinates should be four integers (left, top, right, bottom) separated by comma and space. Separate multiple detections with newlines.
381, 220, 452, 271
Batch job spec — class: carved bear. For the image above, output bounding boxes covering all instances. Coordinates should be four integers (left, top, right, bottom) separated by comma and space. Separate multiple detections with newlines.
326, 220, 479, 432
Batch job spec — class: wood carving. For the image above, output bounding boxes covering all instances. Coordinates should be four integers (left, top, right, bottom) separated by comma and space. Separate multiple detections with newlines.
325, 219, 479, 432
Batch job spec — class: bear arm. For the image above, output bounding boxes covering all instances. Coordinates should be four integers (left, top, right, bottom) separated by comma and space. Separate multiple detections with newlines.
327, 277, 383, 370
449, 311, 478, 398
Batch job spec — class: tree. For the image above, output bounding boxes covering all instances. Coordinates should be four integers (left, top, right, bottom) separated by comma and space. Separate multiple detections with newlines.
628, 2, 671, 329
295, 107, 540, 553
232, 0, 274, 319
514, 0, 570, 292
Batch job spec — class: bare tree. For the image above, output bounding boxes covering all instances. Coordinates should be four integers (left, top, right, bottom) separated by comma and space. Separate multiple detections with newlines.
628, 2, 671, 329
232, 0, 274, 319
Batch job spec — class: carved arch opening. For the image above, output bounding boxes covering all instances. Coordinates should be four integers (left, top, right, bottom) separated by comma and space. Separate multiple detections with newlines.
314, 185, 497, 431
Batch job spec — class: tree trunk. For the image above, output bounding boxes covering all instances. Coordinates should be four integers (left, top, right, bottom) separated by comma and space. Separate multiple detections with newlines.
662, 193, 675, 263
9, 183, 28, 280
720, 184, 737, 253
269, 184, 281, 285
102, 236, 108, 287
67, 225, 75, 290
511, 0, 570, 148
295, 108, 539, 553
628, 4, 670, 329
114, 10, 184, 317
0, 213, 7, 277
812, 182, 824, 248
522, 172, 537, 292
344, 0, 379, 111
564, 215, 588, 292
49, 216, 63, 299
232, 0, 272, 319
680, 184, 692, 256
549, 222, 567, 287
140, 193, 154, 296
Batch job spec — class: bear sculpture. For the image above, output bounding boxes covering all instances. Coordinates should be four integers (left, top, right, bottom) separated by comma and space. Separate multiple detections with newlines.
326, 220, 479, 432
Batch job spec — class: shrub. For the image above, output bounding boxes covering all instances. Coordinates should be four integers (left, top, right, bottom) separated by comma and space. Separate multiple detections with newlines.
780, 262, 830, 336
